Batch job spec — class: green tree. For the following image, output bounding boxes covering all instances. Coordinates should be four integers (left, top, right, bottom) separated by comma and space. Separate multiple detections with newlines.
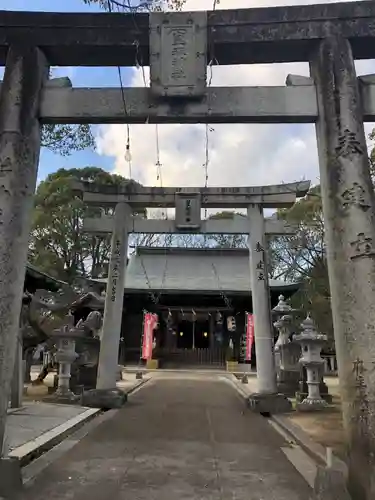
83, 0, 186, 11
29, 167, 142, 284
269, 186, 333, 344
206, 211, 247, 249
368, 128, 375, 182
41, 124, 95, 156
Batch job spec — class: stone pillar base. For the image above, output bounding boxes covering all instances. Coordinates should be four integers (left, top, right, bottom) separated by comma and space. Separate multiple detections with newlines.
297, 398, 328, 412
82, 388, 127, 409
296, 390, 333, 404
247, 392, 292, 414
0, 457, 23, 497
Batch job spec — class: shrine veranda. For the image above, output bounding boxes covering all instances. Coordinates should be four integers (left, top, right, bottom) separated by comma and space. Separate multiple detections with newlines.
0, 2, 375, 499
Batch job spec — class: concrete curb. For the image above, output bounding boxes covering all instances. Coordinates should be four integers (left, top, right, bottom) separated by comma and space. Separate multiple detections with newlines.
218, 373, 253, 401
123, 377, 151, 395
271, 414, 348, 476
8, 407, 101, 467
7, 379, 150, 469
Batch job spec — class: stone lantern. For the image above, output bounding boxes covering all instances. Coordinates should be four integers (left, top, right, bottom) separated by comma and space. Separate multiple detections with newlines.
294, 314, 328, 410
272, 295, 301, 396
49, 313, 84, 402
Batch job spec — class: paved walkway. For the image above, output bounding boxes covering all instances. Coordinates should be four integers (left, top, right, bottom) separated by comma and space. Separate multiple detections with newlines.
18, 378, 311, 500
4, 374, 145, 458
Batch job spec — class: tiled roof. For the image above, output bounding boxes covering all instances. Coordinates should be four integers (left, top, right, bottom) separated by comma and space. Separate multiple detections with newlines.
94, 247, 298, 294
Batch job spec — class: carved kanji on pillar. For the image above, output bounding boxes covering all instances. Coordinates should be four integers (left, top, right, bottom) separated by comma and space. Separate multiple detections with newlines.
350, 233, 375, 260
341, 182, 371, 212
335, 128, 364, 159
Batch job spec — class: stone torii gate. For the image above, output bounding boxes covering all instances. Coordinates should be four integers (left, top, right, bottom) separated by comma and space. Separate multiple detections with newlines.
0, 1, 375, 498
75, 180, 309, 410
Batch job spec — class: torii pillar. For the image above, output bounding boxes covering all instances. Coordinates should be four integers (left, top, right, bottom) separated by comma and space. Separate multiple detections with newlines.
0, 46, 47, 495
311, 37, 375, 500
81, 202, 131, 409
96, 202, 130, 392
247, 204, 292, 414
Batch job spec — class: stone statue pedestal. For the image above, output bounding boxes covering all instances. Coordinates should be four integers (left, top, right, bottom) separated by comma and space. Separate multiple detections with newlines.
276, 342, 301, 397
70, 337, 100, 392
71, 363, 98, 392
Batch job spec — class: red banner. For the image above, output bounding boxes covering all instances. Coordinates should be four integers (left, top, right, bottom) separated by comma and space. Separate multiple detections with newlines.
245, 313, 255, 361
142, 312, 158, 360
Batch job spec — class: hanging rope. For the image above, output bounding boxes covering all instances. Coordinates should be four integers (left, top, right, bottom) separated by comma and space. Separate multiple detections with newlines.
155, 124, 163, 187
133, 31, 166, 219
203, 0, 220, 238
139, 240, 169, 306
211, 261, 233, 310
107, 1, 133, 179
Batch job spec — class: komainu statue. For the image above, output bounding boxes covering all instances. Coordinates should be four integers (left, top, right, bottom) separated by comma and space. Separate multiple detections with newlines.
23, 286, 105, 390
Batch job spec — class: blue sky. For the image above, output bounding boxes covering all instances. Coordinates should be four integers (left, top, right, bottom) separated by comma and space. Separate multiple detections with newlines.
0, 0, 132, 184
1, 0, 374, 191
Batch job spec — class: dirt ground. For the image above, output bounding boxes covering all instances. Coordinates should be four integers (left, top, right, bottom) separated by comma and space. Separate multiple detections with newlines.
288, 396, 346, 460
287, 378, 346, 460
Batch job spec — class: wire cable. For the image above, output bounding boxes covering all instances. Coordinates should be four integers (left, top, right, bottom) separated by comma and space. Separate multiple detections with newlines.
107, 1, 132, 179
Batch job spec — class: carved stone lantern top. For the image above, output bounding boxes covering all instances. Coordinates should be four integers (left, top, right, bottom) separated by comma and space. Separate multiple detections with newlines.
294, 314, 327, 344
272, 295, 298, 318
273, 295, 291, 313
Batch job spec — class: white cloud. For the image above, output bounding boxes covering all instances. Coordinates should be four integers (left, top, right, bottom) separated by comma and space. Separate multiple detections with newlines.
96, 0, 375, 191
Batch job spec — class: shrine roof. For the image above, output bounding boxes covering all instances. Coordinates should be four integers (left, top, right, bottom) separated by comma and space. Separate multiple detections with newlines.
93, 247, 299, 295
25, 263, 66, 292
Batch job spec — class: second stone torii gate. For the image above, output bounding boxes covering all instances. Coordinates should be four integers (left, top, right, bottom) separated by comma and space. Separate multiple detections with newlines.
75, 180, 310, 413
1, 2, 375, 496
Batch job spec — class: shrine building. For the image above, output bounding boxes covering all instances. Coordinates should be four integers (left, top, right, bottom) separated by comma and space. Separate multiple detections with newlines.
92, 246, 299, 368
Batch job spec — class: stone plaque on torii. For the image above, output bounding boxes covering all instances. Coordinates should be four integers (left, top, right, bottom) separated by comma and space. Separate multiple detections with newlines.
1, 3, 375, 496
149, 12, 207, 99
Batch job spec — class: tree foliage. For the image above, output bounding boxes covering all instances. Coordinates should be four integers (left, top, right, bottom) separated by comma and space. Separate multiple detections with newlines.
269, 186, 333, 345
29, 167, 141, 284
41, 125, 95, 156
82, 0, 186, 12
131, 210, 248, 250
270, 186, 324, 281
369, 128, 375, 182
